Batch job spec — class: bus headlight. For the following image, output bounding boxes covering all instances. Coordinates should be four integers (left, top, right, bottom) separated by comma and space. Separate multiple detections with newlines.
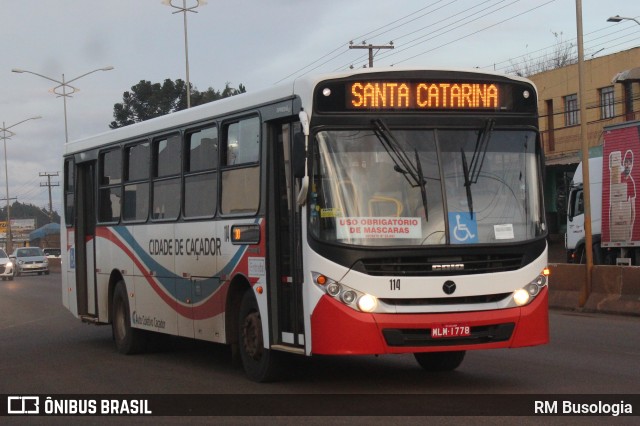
525, 282, 541, 297
357, 294, 378, 313
341, 290, 357, 304
312, 271, 378, 313
326, 282, 341, 297
513, 289, 531, 306
513, 270, 549, 306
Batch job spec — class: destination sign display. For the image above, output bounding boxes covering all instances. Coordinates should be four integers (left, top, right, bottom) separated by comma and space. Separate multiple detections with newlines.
314, 75, 537, 114
348, 81, 499, 110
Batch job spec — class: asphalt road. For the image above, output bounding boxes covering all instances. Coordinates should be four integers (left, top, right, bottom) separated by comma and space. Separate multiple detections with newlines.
1, 273, 638, 424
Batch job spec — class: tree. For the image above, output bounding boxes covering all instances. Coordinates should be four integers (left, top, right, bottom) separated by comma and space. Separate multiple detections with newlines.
0, 201, 60, 227
110, 79, 247, 129
506, 32, 577, 77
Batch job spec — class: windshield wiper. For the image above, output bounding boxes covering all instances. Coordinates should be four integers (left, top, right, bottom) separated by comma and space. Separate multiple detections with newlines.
460, 148, 474, 219
372, 119, 421, 186
459, 119, 495, 219
414, 149, 429, 221
371, 119, 429, 220
469, 119, 495, 184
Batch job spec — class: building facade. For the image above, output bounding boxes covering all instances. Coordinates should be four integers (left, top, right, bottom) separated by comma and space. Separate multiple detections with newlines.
528, 47, 640, 234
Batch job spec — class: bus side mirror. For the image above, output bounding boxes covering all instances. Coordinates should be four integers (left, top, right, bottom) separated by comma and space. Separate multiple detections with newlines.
293, 132, 306, 179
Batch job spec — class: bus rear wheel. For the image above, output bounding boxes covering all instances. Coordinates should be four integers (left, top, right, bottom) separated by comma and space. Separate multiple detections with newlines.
112, 280, 147, 354
238, 290, 282, 382
414, 351, 466, 372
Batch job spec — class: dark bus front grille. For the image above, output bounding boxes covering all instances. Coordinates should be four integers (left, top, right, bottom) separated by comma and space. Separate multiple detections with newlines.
383, 323, 515, 347
357, 254, 523, 276
379, 293, 512, 307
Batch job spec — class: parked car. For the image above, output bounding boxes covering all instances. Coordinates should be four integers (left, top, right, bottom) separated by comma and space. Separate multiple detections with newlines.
43, 248, 61, 258
11, 247, 49, 276
0, 249, 15, 280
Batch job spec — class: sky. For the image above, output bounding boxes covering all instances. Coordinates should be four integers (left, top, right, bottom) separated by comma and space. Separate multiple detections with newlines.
0, 0, 638, 216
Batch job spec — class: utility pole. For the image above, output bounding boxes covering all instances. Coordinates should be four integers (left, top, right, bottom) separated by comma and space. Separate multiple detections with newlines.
576, 0, 592, 307
349, 41, 394, 67
39, 172, 60, 222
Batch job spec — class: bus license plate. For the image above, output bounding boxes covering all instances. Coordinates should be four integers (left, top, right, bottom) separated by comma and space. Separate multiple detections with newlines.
431, 324, 471, 338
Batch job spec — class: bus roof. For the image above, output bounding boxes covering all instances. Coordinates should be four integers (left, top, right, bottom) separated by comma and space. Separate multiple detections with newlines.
64, 67, 535, 155
64, 81, 296, 155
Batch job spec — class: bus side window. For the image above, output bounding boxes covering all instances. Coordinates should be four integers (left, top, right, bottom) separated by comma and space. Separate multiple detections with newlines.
184, 125, 218, 218
152, 134, 182, 220
64, 158, 75, 226
123, 141, 150, 222
221, 117, 260, 215
98, 148, 122, 222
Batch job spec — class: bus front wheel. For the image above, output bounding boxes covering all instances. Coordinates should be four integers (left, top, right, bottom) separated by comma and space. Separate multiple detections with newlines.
238, 290, 282, 382
112, 280, 147, 354
414, 351, 466, 372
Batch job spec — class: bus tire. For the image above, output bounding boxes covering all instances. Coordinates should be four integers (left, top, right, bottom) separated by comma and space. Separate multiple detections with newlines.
414, 351, 466, 372
238, 290, 282, 382
112, 280, 147, 355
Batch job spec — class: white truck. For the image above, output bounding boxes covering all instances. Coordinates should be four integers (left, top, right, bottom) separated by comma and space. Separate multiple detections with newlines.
566, 120, 640, 265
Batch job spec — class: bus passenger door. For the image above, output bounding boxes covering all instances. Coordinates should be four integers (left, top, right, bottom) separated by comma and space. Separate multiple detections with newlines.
268, 122, 305, 351
75, 161, 98, 317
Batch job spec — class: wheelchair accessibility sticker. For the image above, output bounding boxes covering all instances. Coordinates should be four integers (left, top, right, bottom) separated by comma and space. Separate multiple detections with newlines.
449, 212, 478, 244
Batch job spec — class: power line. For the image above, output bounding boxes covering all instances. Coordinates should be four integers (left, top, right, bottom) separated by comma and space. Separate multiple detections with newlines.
273, 0, 636, 89
12, 176, 40, 195
336, 0, 557, 73
488, 24, 640, 74
387, 0, 555, 66
337, 0, 508, 71
348, 42, 394, 67
274, 0, 460, 83
352, 0, 461, 44
377, 0, 520, 61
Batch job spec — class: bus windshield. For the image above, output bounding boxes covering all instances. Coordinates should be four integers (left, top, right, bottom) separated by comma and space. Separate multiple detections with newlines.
309, 126, 543, 246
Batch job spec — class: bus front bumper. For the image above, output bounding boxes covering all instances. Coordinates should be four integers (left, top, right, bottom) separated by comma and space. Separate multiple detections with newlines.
310, 287, 549, 355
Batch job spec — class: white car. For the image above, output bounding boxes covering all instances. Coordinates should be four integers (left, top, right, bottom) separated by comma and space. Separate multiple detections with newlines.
11, 247, 49, 276
0, 249, 15, 280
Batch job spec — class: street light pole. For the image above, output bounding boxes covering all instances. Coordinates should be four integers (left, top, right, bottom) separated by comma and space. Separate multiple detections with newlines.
0, 116, 42, 253
607, 15, 640, 26
11, 66, 114, 142
61, 73, 69, 145
163, 0, 206, 109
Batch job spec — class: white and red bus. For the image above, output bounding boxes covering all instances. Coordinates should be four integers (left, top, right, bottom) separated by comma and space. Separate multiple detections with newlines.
62, 68, 549, 381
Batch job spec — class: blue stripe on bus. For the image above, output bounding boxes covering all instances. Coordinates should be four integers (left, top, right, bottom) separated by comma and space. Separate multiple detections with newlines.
107, 223, 257, 303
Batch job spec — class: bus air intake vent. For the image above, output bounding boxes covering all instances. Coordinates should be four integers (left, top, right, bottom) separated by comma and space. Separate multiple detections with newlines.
379, 293, 512, 306
356, 254, 523, 276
